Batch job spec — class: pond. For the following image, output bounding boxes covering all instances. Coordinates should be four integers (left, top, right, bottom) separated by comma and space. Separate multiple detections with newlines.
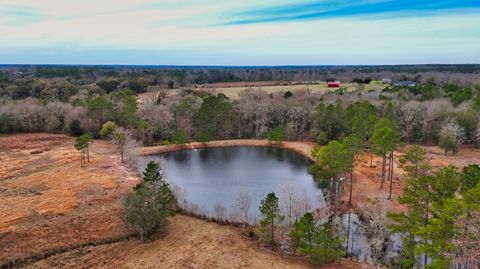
137, 146, 325, 222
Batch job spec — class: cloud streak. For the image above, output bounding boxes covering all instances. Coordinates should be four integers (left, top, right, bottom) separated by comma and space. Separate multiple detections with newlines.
227, 0, 480, 24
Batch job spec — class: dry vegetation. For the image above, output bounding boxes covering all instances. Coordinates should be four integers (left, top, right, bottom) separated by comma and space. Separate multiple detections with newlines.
0, 134, 374, 269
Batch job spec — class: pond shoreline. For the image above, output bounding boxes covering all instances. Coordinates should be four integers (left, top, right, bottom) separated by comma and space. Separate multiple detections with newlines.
141, 139, 316, 161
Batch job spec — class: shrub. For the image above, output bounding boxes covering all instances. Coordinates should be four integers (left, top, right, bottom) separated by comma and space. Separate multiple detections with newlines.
69, 119, 83, 136
172, 130, 189, 145
438, 134, 459, 155
99, 121, 116, 139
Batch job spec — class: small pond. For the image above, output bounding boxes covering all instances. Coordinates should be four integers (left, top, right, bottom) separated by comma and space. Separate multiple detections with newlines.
137, 146, 325, 221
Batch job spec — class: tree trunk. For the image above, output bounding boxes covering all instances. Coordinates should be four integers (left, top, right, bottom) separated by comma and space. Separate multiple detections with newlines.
349, 168, 353, 207
388, 152, 394, 200
87, 145, 90, 163
380, 156, 386, 189
346, 212, 351, 256
370, 150, 373, 168
271, 216, 274, 248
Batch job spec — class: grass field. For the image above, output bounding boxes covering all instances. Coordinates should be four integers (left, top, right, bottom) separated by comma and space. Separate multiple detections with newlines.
139, 82, 388, 102
211, 82, 387, 99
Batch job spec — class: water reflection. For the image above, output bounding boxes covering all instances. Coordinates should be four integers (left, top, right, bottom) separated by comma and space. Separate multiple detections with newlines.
137, 146, 322, 221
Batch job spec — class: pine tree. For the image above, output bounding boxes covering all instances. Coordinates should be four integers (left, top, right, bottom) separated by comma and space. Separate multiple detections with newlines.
290, 213, 345, 265
259, 192, 283, 248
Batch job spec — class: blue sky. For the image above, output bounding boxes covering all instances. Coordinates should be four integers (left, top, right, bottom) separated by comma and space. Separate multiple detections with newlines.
0, 0, 479, 65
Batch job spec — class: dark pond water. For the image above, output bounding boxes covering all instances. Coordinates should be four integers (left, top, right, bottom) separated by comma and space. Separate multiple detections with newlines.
137, 146, 325, 221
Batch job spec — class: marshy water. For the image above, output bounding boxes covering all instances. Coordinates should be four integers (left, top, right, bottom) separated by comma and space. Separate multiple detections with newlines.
137, 146, 325, 221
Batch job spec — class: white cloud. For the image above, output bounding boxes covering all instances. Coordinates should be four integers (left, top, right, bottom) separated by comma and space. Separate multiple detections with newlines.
0, 1, 479, 64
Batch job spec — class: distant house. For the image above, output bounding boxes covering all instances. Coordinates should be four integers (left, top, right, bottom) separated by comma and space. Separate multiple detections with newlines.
327, 81, 340, 88
381, 78, 392, 84
393, 81, 418, 87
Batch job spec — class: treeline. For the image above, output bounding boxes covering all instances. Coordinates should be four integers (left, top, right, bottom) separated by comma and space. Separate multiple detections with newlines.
1, 65, 480, 99
1, 83, 480, 151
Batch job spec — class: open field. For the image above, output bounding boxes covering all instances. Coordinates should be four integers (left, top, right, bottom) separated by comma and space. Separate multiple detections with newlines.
208, 82, 387, 99
138, 81, 388, 102
0, 134, 373, 269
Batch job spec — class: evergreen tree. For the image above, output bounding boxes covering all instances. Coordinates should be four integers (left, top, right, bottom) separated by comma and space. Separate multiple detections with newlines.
123, 162, 176, 242
369, 119, 400, 189
342, 134, 363, 207
389, 166, 460, 268
399, 144, 431, 179
259, 192, 283, 247
459, 164, 480, 193
290, 213, 345, 266
310, 140, 350, 202
172, 130, 189, 145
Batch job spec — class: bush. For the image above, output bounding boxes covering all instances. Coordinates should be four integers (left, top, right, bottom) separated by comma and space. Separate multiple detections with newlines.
283, 91, 293, 99
69, 119, 83, 136
99, 121, 116, 139
172, 130, 189, 145
199, 130, 209, 144
266, 126, 285, 145
438, 134, 459, 155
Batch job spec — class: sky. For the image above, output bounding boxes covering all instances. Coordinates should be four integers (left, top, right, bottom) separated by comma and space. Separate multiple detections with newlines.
0, 0, 479, 65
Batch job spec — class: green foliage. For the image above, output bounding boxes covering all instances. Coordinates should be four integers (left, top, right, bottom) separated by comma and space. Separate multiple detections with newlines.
311, 102, 346, 142
416, 198, 464, 269
194, 94, 234, 139
443, 84, 474, 107
283, 91, 293, 99
110, 88, 141, 128
345, 101, 378, 143
398, 144, 431, 179
266, 126, 285, 144
123, 163, 176, 241
69, 119, 83, 136
172, 130, 189, 145
289, 213, 345, 266
74, 134, 92, 150
455, 110, 479, 143
99, 121, 117, 139
460, 164, 480, 193
310, 141, 350, 201
312, 130, 328, 145
369, 119, 400, 158
438, 133, 458, 154
140, 161, 163, 186
259, 192, 283, 247
389, 166, 461, 268
96, 79, 119, 93
198, 130, 209, 144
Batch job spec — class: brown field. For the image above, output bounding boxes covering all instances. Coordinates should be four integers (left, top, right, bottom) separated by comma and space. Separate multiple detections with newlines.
138, 81, 387, 102
0, 134, 371, 269
2, 134, 478, 268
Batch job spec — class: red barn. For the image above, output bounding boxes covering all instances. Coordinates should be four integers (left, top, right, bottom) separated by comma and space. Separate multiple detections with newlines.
327, 82, 340, 88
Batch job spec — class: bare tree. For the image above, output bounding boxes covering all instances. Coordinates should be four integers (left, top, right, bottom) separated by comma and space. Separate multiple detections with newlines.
358, 197, 392, 265
213, 202, 227, 221
236, 189, 251, 233
441, 117, 465, 144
